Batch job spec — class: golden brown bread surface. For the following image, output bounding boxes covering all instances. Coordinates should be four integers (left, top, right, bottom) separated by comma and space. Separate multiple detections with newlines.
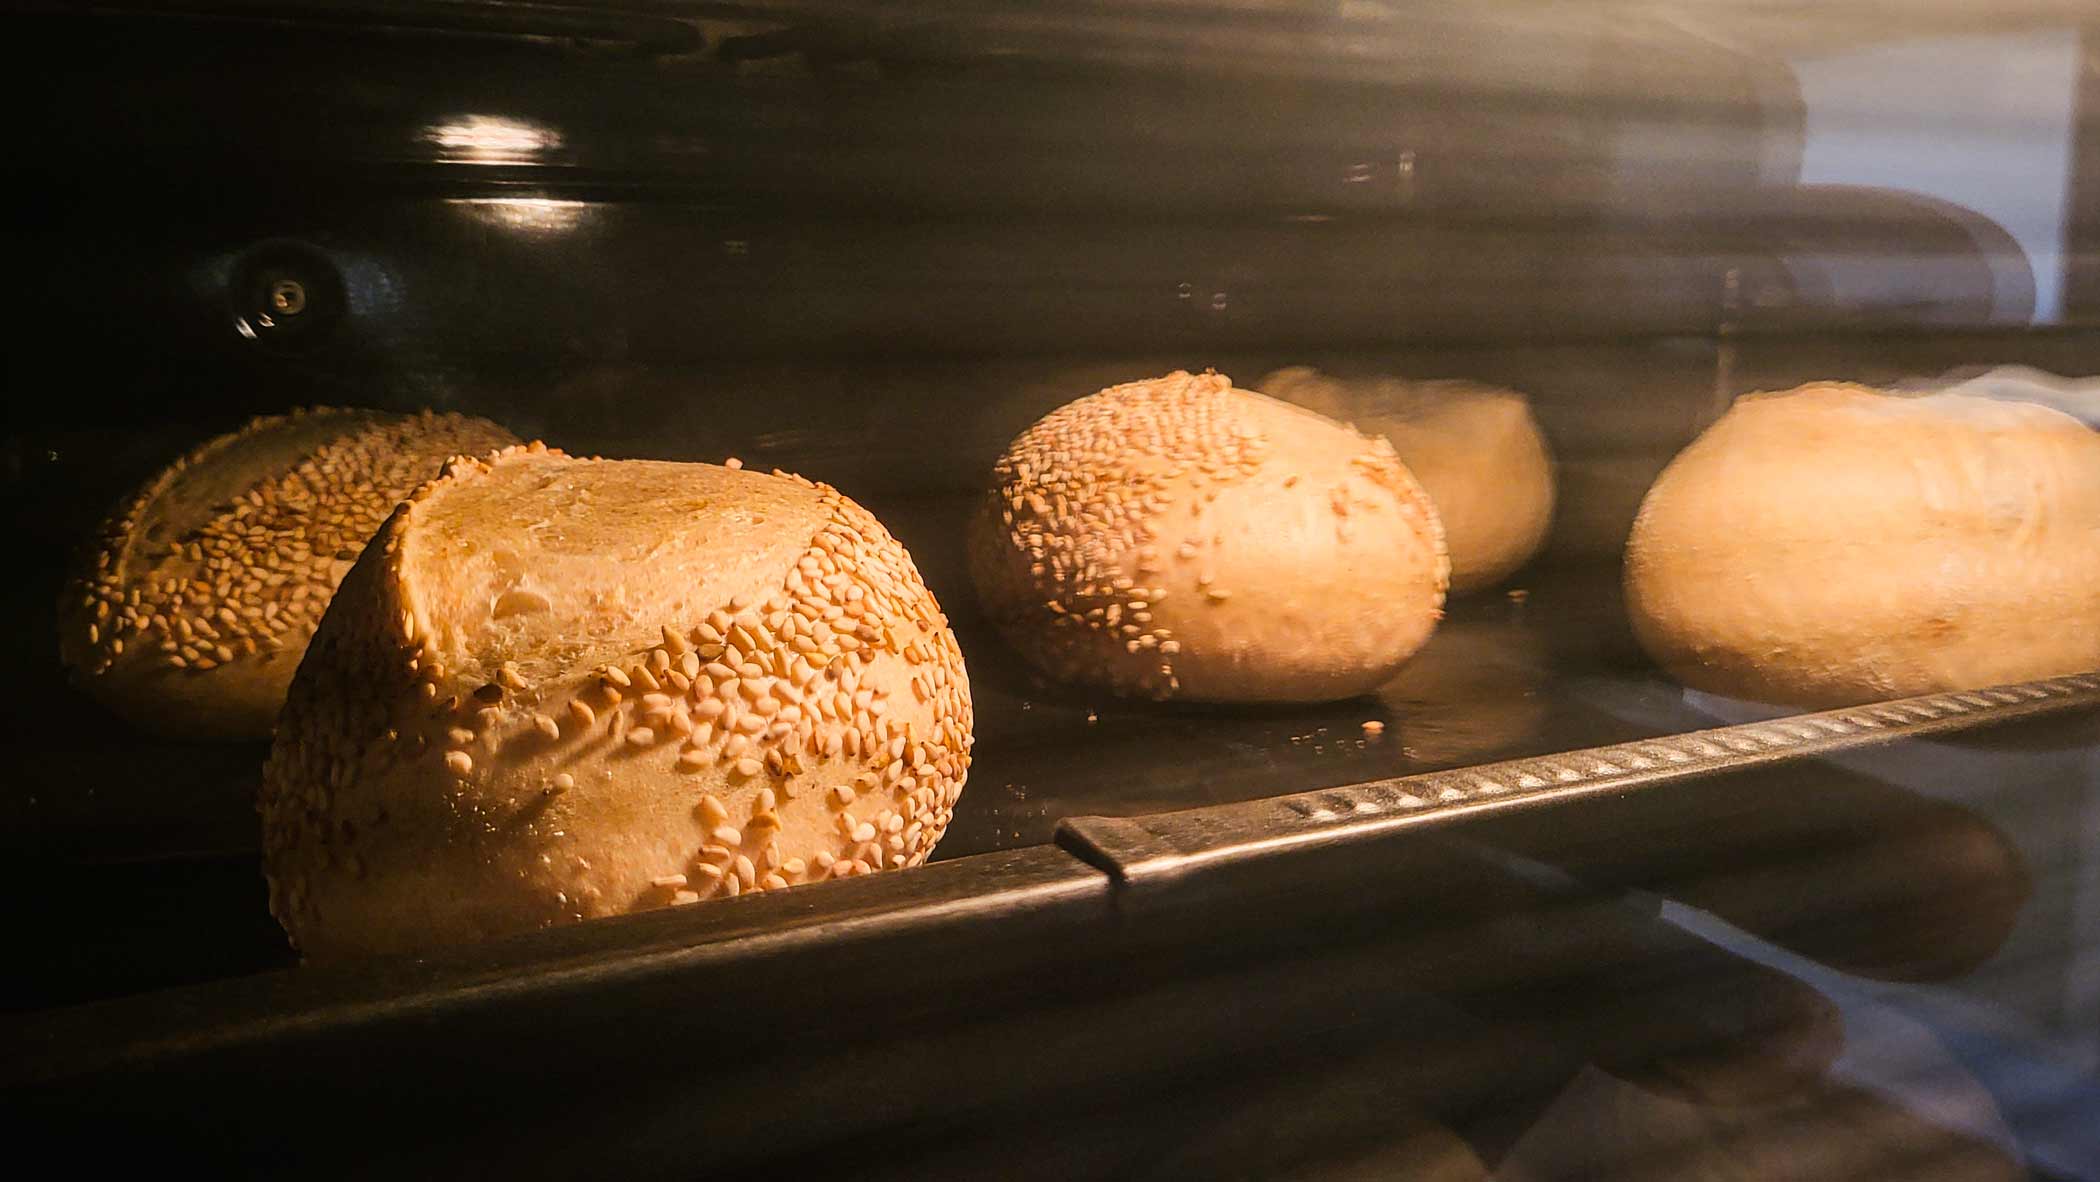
262, 444, 973, 959
968, 370, 1448, 702
1626, 382, 2100, 707
58, 407, 518, 740
1261, 366, 1555, 593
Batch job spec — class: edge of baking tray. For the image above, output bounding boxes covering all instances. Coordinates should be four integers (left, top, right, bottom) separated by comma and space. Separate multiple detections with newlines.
5, 670, 2096, 1089
1055, 672, 2100, 891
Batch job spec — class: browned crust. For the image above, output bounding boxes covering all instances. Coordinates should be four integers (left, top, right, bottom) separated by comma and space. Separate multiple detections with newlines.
262, 445, 974, 958
970, 370, 1448, 702
58, 406, 519, 739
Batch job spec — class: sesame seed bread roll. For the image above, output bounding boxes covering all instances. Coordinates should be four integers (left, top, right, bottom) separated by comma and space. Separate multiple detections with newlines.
1626, 382, 2100, 708
969, 370, 1448, 702
1261, 367, 1555, 593
262, 444, 973, 959
59, 407, 519, 741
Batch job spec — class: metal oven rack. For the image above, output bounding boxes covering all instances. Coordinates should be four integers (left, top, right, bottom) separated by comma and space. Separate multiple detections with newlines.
6, 672, 2094, 1174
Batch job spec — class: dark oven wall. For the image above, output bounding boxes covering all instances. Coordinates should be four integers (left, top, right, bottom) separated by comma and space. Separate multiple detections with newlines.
8, 2, 2073, 570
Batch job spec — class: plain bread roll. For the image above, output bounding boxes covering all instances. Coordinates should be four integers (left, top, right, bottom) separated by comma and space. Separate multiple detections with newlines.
1262, 366, 1555, 593
1626, 382, 2100, 707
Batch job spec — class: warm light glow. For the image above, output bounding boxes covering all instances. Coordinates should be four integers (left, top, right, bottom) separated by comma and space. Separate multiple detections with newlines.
448, 197, 591, 234
424, 115, 561, 163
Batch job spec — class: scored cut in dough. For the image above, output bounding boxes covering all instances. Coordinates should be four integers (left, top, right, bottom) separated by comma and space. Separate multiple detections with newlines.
262, 444, 973, 959
969, 370, 1448, 702
1626, 382, 2100, 707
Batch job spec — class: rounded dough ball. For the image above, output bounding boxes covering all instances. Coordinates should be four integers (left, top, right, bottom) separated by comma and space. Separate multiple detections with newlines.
262, 445, 973, 960
1262, 366, 1555, 593
1626, 382, 2100, 708
58, 407, 518, 740
968, 370, 1448, 702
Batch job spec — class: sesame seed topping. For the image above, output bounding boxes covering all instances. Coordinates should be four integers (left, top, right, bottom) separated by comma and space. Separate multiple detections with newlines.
62, 408, 516, 729
259, 447, 976, 954
968, 369, 1449, 702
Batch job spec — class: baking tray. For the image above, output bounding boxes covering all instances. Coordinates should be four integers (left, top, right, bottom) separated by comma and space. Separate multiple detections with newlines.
5, 669, 2093, 1176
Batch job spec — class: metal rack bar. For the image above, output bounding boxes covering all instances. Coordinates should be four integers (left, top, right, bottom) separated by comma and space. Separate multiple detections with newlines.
1058, 672, 2100, 891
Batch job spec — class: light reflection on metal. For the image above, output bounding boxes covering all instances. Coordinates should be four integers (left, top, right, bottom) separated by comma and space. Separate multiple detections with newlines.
1059, 671, 2100, 891
424, 115, 561, 163
450, 197, 591, 234
269, 279, 308, 316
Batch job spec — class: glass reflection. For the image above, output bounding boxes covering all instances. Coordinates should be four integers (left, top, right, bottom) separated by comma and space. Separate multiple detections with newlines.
423, 115, 561, 163
448, 197, 590, 234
